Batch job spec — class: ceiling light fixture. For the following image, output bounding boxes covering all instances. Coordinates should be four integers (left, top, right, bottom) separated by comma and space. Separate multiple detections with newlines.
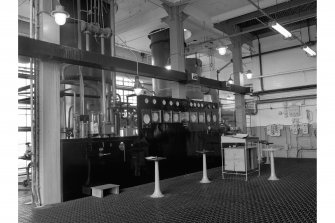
269, 21, 292, 38
302, 45, 316, 57
165, 57, 171, 70
51, 5, 70, 26
227, 74, 234, 84
133, 76, 143, 95
245, 70, 253, 79
217, 46, 227, 55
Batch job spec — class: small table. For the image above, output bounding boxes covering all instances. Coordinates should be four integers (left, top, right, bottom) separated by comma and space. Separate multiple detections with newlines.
196, 150, 213, 183
262, 147, 281, 181
145, 156, 166, 198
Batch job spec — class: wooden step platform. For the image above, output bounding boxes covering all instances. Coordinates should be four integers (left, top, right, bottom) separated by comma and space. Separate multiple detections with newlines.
91, 184, 120, 198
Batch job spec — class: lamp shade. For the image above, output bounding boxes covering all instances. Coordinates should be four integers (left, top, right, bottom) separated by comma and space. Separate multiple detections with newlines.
133, 76, 143, 95
245, 70, 253, 79
51, 5, 70, 26
228, 77, 234, 84
217, 47, 227, 55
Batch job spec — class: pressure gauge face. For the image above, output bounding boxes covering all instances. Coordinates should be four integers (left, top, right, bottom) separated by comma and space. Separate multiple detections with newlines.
152, 112, 159, 122
197, 103, 200, 107
190, 102, 193, 107
207, 104, 211, 109
207, 114, 211, 122
143, 114, 150, 124
152, 99, 157, 104
199, 114, 204, 122
144, 98, 149, 104
173, 113, 179, 122
162, 100, 166, 105
169, 100, 173, 106
164, 112, 170, 122
213, 114, 217, 122
176, 101, 179, 107
212, 104, 216, 109
191, 114, 197, 122
201, 104, 204, 108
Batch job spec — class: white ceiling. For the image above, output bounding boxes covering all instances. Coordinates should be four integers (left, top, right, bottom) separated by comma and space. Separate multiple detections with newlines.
18, 0, 288, 57
114, 0, 289, 53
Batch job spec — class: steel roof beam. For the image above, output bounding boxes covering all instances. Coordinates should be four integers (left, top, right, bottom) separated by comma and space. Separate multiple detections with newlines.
19, 36, 251, 94
218, 0, 316, 26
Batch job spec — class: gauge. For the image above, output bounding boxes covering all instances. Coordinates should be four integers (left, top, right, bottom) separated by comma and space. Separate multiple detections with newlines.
143, 114, 150, 124
152, 99, 157, 104
191, 114, 197, 122
144, 98, 149, 104
196, 103, 200, 107
212, 104, 216, 109
176, 101, 179, 106
207, 114, 211, 122
199, 114, 204, 123
201, 104, 204, 108
190, 102, 193, 107
162, 100, 166, 105
173, 113, 179, 122
207, 104, 211, 109
164, 112, 170, 122
152, 112, 159, 122
169, 100, 173, 106
213, 114, 217, 122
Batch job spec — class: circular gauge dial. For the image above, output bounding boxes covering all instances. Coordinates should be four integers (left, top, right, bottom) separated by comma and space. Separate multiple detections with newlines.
169, 101, 173, 106
144, 98, 149, 104
162, 100, 166, 105
207, 104, 211, 109
164, 113, 170, 122
212, 105, 216, 109
152, 113, 159, 122
152, 99, 157, 104
143, 114, 150, 124
176, 101, 179, 106
207, 114, 211, 122
190, 102, 193, 107
197, 103, 200, 107
173, 113, 179, 122
191, 114, 197, 122
201, 104, 204, 108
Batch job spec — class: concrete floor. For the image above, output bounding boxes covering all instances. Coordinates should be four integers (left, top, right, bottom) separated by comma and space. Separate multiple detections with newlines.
18, 158, 316, 223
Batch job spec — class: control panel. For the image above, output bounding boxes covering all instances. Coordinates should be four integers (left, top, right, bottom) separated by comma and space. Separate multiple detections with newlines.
137, 95, 219, 131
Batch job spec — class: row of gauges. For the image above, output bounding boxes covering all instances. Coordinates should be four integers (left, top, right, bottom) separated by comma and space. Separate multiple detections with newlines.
143, 97, 217, 109
142, 110, 218, 127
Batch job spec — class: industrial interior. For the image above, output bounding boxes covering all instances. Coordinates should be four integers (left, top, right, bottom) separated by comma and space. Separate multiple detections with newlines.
17, 0, 317, 222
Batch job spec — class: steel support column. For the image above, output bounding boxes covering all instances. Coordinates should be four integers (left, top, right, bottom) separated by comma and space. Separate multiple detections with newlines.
162, 3, 188, 98
230, 36, 247, 133
37, 0, 61, 205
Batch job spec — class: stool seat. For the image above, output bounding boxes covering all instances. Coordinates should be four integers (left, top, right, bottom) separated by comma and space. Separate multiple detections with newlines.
263, 147, 281, 152
196, 150, 213, 154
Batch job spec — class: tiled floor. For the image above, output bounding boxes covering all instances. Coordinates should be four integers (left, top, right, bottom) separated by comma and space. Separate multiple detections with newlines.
19, 158, 316, 223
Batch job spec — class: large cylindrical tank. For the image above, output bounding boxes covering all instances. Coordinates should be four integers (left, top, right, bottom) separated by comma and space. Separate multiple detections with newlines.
148, 29, 204, 99
148, 29, 173, 97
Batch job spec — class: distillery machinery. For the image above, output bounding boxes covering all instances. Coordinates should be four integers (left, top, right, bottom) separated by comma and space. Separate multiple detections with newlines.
18, 1, 251, 202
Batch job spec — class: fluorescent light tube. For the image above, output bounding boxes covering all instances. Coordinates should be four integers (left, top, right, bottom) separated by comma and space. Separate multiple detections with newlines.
302, 45, 316, 57
270, 21, 292, 38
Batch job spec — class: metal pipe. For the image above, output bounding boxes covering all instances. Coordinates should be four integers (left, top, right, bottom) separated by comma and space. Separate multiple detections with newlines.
68, 105, 73, 129
34, 0, 41, 207
110, 0, 116, 125
100, 35, 106, 122
77, 0, 82, 50
257, 36, 264, 91
79, 67, 85, 115
256, 94, 316, 104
